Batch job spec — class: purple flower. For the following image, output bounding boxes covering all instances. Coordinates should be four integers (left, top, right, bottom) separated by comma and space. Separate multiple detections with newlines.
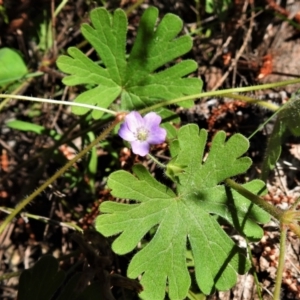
118, 111, 167, 156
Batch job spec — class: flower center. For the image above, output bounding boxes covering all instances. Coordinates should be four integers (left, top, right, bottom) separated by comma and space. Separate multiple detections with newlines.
136, 127, 149, 141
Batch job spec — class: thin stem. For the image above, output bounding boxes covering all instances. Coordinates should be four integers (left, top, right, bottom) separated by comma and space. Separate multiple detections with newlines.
0, 117, 122, 234
139, 78, 300, 114
248, 110, 280, 140
245, 238, 263, 300
0, 94, 117, 116
225, 178, 283, 220
224, 93, 280, 111
289, 196, 300, 210
3, 78, 299, 118
0, 207, 83, 232
54, 0, 68, 17
147, 153, 166, 169
125, 0, 145, 15
0, 271, 21, 281
273, 223, 287, 300
0, 78, 35, 111
193, 0, 201, 28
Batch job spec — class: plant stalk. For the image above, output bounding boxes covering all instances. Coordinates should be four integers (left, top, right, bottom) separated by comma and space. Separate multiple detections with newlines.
139, 78, 300, 114
223, 93, 279, 111
0, 94, 117, 116
273, 223, 287, 300
147, 153, 166, 169
225, 178, 283, 221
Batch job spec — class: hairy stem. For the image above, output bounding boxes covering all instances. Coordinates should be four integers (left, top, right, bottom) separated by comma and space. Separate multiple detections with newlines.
273, 223, 287, 300
223, 93, 279, 111
246, 237, 263, 300
140, 78, 300, 114
0, 207, 83, 232
225, 178, 283, 220
147, 153, 166, 169
0, 94, 117, 116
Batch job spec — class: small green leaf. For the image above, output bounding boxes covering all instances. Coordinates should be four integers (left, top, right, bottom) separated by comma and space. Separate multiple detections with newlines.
260, 119, 287, 181
6, 120, 59, 139
205, 0, 232, 14
0, 48, 28, 86
18, 256, 65, 300
57, 7, 202, 119
0, 5, 9, 23
86, 131, 97, 192
7, 120, 46, 134
278, 89, 300, 136
96, 124, 270, 299
165, 158, 187, 182
261, 90, 300, 181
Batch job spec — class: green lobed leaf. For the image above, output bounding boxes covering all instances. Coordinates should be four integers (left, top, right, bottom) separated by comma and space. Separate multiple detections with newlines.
96, 124, 270, 299
56, 7, 202, 119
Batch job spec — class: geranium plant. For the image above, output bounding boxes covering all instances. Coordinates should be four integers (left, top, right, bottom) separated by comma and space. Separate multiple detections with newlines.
1, 5, 300, 300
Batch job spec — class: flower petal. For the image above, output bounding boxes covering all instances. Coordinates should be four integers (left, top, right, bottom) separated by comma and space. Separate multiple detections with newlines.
147, 127, 167, 144
143, 112, 166, 144
131, 141, 150, 156
125, 111, 145, 132
118, 123, 136, 142
143, 112, 162, 129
